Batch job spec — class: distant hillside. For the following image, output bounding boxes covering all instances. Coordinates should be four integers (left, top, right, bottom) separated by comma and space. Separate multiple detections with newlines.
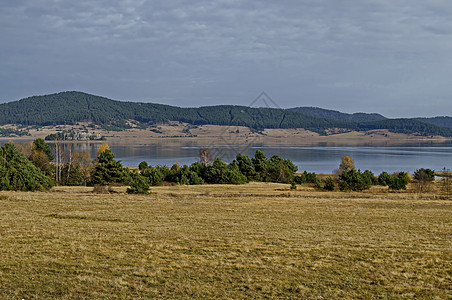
288, 107, 386, 122
355, 118, 452, 137
415, 117, 452, 129
0, 91, 451, 137
0, 91, 346, 134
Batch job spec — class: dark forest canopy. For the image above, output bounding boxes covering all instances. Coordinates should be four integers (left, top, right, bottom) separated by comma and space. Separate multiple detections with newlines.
0, 91, 451, 136
414, 116, 452, 129
288, 107, 387, 123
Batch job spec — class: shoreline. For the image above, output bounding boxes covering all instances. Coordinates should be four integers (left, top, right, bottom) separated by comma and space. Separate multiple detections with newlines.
0, 123, 450, 147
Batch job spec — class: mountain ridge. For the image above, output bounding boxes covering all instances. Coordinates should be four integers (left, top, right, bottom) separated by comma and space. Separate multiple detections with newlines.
0, 91, 451, 137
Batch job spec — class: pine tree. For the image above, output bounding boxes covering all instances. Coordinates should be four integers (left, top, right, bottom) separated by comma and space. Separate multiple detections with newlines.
92, 149, 127, 186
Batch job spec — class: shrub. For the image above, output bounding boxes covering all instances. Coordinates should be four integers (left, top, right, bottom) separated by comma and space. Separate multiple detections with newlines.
338, 169, 372, 191
388, 172, 410, 190
59, 164, 86, 186
138, 161, 148, 171
146, 166, 170, 186
323, 176, 335, 191
413, 168, 435, 182
127, 172, 150, 194
362, 170, 378, 185
221, 165, 248, 184
314, 179, 323, 190
378, 171, 392, 186
293, 174, 306, 184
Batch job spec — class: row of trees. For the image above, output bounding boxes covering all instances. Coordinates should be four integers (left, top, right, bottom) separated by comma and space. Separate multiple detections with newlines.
291, 155, 442, 192
0, 141, 449, 195
0, 141, 300, 193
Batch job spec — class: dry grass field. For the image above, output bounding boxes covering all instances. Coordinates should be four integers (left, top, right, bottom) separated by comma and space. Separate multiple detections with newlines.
1, 183, 451, 299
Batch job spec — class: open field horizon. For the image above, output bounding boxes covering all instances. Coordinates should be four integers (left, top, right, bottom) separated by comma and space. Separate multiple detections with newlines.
1, 183, 451, 298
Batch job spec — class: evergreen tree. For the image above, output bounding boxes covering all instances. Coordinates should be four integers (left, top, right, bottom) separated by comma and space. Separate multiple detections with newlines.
205, 158, 228, 184
221, 163, 248, 184
324, 176, 335, 191
338, 169, 372, 191
60, 164, 86, 186
267, 155, 298, 183
252, 150, 269, 181
0, 142, 54, 191
91, 149, 127, 186
33, 138, 54, 161
378, 171, 392, 186
388, 172, 410, 190
234, 153, 256, 180
127, 171, 150, 194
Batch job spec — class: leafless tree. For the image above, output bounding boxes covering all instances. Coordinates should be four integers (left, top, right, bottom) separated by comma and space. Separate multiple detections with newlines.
199, 147, 213, 166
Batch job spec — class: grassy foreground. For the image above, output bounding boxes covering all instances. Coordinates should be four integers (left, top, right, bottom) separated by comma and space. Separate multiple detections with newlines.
1, 183, 451, 299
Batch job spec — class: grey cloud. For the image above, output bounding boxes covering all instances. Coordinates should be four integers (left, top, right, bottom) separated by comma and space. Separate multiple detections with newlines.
0, 0, 451, 117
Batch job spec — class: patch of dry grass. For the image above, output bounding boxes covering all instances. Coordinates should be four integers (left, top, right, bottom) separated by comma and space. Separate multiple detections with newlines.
0, 184, 451, 298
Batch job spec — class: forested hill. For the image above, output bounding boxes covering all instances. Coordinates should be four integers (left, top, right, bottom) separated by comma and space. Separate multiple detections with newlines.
0, 91, 347, 132
288, 107, 387, 122
0, 91, 451, 137
415, 117, 452, 129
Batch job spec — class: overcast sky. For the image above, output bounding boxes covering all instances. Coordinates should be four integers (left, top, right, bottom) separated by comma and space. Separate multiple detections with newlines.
1, 1, 451, 117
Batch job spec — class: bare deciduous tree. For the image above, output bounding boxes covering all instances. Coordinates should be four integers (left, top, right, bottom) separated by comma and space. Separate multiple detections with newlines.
199, 147, 213, 166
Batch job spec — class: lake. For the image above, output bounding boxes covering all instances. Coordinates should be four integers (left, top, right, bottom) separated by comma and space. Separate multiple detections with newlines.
50, 141, 452, 174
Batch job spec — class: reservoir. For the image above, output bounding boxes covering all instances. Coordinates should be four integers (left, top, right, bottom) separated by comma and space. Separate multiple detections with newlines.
51, 141, 452, 174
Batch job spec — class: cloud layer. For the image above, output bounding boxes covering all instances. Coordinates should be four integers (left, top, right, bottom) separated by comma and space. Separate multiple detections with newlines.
1, 0, 451, 117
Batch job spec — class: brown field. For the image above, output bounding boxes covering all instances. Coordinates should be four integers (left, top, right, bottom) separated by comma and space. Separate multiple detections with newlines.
1, 183, 451, 299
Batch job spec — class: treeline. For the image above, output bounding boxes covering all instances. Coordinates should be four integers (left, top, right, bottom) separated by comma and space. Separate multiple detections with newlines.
1, 140, 446, 194
355, 118, 452, 137
1, 91, 451, 136
415, 117, 452, 129
0, 141, 299, 193
290, 158, 412, 192
288, 107, 387, 122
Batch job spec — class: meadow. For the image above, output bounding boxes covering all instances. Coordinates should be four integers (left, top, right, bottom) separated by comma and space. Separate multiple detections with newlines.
1, 183, 451, 299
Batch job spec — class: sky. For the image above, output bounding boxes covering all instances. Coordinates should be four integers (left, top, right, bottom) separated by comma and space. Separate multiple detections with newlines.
1, 0, 451, 118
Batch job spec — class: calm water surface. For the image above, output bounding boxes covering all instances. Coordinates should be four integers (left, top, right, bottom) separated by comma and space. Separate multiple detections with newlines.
59, 141, 452, 174
4, 140, 451, 174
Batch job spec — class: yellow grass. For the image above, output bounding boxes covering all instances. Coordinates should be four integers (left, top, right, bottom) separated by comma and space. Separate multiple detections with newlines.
1, 183, 451, 299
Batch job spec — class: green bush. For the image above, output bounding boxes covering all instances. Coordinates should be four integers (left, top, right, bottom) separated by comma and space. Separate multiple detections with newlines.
59, 164, 86, 186
314, 179, 323, 190
413, 168, 435, 182
127, 172, 150, 194
323, 176, 335, 191
378, 171, 392, 186
388, 172, 410, 190
338, 169, 372, 191
221, 164, 248, 184
0, 143, 54, 191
